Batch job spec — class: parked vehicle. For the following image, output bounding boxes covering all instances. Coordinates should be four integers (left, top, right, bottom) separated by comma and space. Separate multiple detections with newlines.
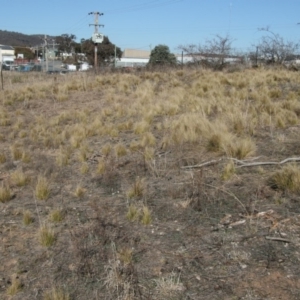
67, 64, 77, 71
16, 64, 42, 72
0, 54, 16, 70
79, 63, 90, 71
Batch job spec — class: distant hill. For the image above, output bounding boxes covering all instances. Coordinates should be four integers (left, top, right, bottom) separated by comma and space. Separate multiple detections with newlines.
0, 30, 55, 47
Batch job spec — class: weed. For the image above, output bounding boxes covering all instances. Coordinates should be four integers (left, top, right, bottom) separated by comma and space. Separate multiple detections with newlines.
23, 210, 34, 225
0, 183, 11, 203
35, 176, 50, 200
38, 224, 56, 247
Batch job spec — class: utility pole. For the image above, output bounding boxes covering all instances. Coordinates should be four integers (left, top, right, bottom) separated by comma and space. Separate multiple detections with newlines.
89, 12, 104, 72
43, 35, 49, 72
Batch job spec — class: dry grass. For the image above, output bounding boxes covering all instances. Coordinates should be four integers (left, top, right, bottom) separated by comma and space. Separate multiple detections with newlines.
38, 224, 56, 247
268, 164, 300, 193
0, 183, 11, 203
126, 177, 146, 199
11, 169, 29, 186
6, 278, 22, 296
49, 209, 64, 223
23, 210, 34, 225
2, 68, 300, 299
35, 176, 50, 200
43, 287, 70, 300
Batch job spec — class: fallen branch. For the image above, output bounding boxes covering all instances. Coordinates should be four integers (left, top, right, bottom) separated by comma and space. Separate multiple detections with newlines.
181, 158, 223, 169
265, 236, 291, 243
181, 156, 300, 169
233, 157, 300, 168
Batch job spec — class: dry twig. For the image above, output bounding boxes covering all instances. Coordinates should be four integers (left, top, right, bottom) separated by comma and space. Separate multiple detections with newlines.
181, 156, 300, 169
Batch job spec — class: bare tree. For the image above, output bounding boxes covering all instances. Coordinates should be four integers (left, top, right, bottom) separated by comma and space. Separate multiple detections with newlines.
178, 34, 234, 69
256, 27, 299, 64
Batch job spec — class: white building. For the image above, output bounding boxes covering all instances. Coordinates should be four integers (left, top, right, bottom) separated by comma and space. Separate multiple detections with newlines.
116, 48, 150, 68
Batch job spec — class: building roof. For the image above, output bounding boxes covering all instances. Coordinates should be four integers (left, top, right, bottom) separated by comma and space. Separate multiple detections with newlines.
0, 44, 14, 50
122, 49, 150, 59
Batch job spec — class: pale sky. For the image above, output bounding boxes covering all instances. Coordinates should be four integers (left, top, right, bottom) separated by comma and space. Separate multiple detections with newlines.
1, 0, 300, 53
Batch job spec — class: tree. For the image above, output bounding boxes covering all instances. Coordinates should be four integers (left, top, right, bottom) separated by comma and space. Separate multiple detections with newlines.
256, 27, 299, 64
178, 34, 234, 69
56, 34, 77, 53
14, 46, 35, 60
81, 36, 122, 66
148, 44, 177, 66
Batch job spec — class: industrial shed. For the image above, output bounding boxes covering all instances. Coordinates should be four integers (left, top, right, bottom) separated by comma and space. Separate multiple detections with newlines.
116, 48, 150, 68
0, 44, 15, 57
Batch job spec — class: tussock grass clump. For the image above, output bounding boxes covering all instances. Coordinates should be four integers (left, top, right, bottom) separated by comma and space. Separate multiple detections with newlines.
114, 143, 127, 158
133, 121, 150, 134
126, 177, 146, 199
126, 204, 139, 221
154, 272, 184, 297
49, 209, 64, 223
23, 210, 34, 225
0, 183, 11, 203
21, 151, 31, 163
224, 137, 256, 159
35, 176, 50, 200
206, 133, 224, 152
10, 145, 23, 160
80, 162, 89, 174
96, 158, 106, 175
56, 151, 69, 167
43, 287, 70, 300
38, 224, 56, 247
102, 143, 112, 157
11, 169, 29, 186
6, 278, 23, 296
221, 160, 236, 181
0, 153, 6, 163
118, 248, 133, 265
74, 185, 85, 198
77, 145, 90, 162
268, 164, 300, 193
141, 206, 152, 225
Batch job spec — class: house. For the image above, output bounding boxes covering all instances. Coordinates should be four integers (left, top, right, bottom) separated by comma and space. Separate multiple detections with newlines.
116, 48, 150, 68
0, 44, 15, 57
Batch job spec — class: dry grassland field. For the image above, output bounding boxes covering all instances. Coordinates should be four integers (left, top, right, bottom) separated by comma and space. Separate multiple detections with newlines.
1, 66, 300, 299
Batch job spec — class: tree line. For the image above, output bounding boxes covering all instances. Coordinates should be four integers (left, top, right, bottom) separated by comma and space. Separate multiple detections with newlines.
2, 28, 299, 68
